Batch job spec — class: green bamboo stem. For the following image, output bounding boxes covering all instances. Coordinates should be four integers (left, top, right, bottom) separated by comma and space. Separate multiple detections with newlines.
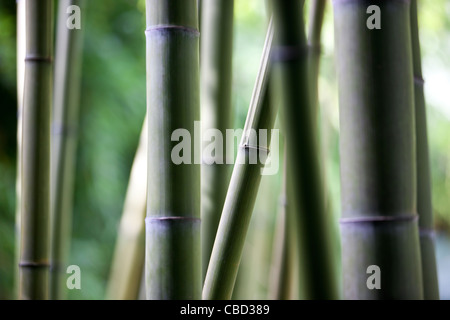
202, 21, 276, 300
307, 0, 326, 110
19, 0, 54, 300
333, 0, 423, 299
200, 0, 234, 281
410, 0, 439, 300
50, 0, 85, 300
145, 0, 201, 300
137, 265, 146, 300
268, 147, 297, 300
271, 0, 337, 299
234, 157, 282, 299
15, 0, 26, 299
107, 117, 147, 300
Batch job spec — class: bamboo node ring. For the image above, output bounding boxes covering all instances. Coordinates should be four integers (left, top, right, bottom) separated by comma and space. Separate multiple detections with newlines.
340, 214, 418, 224
24, 55, 53, 63
19, 261, 50, 268
145, 25, 200, 37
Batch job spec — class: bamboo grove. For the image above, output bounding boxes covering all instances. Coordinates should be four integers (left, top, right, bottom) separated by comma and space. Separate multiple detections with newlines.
14, 0, 440, 300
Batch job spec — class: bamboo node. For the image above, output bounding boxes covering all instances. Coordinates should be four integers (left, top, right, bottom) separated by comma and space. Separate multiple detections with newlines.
271, 45, 307, 62
145, 25, 200, 37
145, 216, 200, 222
340, 214, 418, 224
240, 143, 270, 155
419, 227, 436, 238
19, 261, 50, 268
24, 55, 53, 63
414, 75, 425, 85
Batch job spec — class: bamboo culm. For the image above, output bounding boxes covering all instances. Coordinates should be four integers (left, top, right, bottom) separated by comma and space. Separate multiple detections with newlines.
268, 146, 297, 300
15, 0, 26, 299
307, 0, 326, 111
271, 0, 338, 299
19, 0, 54, 300
202, 21, 276, 300
107, 117, 147, 300
410, 0, 439, 300
333, 0, 423, 299
200, 0, 234, 281
50, 0, 85, 300
145, 0, 201, 299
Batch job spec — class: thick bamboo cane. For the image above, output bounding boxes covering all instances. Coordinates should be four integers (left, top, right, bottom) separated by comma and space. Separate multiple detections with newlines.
333, 0, 423, 299
271, 0, 337, 299
19, 0, 54, 300
145, 0, 201, 299
410, 0, 439, 300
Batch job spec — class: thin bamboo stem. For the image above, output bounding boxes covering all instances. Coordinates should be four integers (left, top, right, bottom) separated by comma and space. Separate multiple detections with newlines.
410, 0, 439, 300
202, 21, 276, 300
145, 0, 201, 300
15, 0, 26, 299
50, 0, 85, 300
200, 0, 234, 281
107, 117, 147, 300
268, 146, 296, 300
271, 0, 337, 299
307, 0, 326, 110
19, 0, 54, 300
333, 0, 423, 299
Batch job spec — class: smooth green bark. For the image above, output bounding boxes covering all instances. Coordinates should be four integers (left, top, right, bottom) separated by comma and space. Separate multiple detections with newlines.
272, 0, 337, 299
333, 0, 423, 299
107, 118, 147, 300
200, 0, 234, 281
19, 0, 54, 300
145, 0, 201, 299
268, 148, 297, 300
50, 0, 85, 300
15, 0, 26, 299
202, 21, 276, 300
307, 0, 326, 110
410, 0, 439, 300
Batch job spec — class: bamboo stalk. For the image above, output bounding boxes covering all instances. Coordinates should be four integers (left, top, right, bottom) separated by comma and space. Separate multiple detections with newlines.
271, 0, 337, 299
333, 0, 423, 299
107, 117, 147, 300
19, 0, 54, 300
200, 0, 234, 281
410, 0, 439, 300
50, 0, 85, 300
15, 0, 26, 299
234, 155, 282, 299
268, 147, 297, 300
145, 0, 201, 299
307, 0, 326, 110
202, 21, 276, 300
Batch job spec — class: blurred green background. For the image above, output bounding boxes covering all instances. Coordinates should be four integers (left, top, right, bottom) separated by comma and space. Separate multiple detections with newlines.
0, 0, 449, 299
